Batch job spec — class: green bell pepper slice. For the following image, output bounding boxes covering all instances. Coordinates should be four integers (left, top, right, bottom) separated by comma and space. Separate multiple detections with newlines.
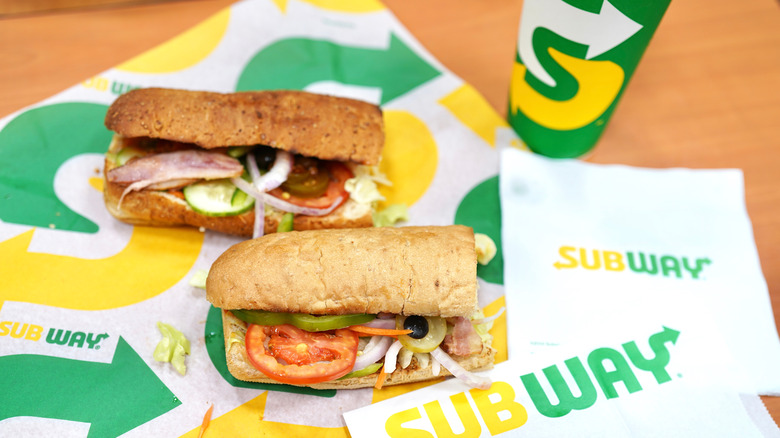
338, 363, 383, 380
230, 309, 375, 332
277, 212, 294, 233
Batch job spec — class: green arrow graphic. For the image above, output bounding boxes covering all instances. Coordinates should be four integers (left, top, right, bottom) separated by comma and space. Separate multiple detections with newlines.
454, 175, 504, 285
0, 102, 112, 233
236, 34, 440, 104
623, 326, 680, 385
0, 337, 180, 437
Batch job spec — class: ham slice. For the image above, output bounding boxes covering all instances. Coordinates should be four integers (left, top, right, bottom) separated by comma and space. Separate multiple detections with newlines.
107, 149, 244, 208
442, 317, 483, 356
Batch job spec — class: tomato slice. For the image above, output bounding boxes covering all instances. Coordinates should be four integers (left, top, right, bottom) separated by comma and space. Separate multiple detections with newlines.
268, 161, 352, 210
244, 324, 359, 384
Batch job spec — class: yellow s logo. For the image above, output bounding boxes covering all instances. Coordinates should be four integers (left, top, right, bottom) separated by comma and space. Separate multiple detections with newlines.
510, 48, 625, 131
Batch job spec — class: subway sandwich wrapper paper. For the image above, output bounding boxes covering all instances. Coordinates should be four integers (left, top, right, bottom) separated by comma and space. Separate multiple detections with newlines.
343, 322, 780, 437
0, 0, 513, 436
500, 149, 780, 390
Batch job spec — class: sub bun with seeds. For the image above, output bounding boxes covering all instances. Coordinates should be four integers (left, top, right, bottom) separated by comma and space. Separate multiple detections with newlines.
206, 225, 498, 390
103, 87, 388, 237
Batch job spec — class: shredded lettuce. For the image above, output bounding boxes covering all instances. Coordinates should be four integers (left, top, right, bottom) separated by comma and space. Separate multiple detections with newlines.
154, 322, 191, 375
373, 204, 409, 227
227, 332, 246, 349
346, 164, 394, 204
344, 164, 408, 227
345, 165, 388, 205
189, 269, 208, 289
469, 310, 495, 346
474, 233, 497, 265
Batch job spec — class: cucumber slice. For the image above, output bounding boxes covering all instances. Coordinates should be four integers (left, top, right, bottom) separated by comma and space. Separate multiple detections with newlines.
231, 188, 250, 207
115, 147, 146, 166
183, 179, 254, 217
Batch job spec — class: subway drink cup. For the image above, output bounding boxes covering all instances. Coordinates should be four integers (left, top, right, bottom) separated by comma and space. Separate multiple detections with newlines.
508, 0, 672, 158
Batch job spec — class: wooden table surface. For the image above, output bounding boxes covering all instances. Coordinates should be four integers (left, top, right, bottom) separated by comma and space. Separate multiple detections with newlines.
1, 0, 778, 427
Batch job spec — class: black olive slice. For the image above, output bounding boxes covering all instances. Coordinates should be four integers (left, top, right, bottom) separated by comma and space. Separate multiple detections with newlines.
403, 315, 429, 339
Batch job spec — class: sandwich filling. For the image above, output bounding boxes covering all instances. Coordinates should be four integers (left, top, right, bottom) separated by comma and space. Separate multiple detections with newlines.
105, 136, 388, 237
226, 309, 500, 389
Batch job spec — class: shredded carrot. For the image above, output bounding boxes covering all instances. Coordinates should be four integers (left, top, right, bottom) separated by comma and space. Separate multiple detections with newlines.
168, 190, 185, 200
375, 365, 388, 389
348, 325, 412, 337
197, 404, 214, 438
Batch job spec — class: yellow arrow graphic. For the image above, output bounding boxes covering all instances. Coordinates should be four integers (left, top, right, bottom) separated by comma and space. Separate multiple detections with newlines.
0, 226, 203, 310
117, 8, 231, 74
180, 391, 350, 438
378, 110, 438, 210
303, 0, 385, 12
510, 47, 624, 131
273, 0, 385, 13
439, 84, 511, 148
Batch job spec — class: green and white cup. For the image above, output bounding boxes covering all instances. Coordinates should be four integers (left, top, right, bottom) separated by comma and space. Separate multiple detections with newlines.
508, 0, 672, 158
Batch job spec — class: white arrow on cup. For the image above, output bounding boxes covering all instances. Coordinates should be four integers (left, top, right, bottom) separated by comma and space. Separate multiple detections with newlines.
517, 0, 643, 87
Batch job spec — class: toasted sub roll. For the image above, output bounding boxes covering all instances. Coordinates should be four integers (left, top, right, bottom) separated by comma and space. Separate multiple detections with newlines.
207, 225, 479, 316
104, 88, 384, 164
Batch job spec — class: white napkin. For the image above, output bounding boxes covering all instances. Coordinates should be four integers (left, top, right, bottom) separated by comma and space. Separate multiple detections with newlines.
499, 147, 780, 396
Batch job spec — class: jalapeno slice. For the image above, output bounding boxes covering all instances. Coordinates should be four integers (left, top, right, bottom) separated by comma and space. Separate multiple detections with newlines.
280, 156, 331, 198
231, 309, 375, 332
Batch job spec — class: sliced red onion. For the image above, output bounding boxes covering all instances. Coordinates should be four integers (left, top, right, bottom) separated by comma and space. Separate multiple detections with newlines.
357, 319, 397, 330
270, 193, 342, 216
231, 177, 262, 199
430, 347, 492, 390
351, 336, 393, 372
382, 340, 404, 374
252, 197, 265, 239
247, 152, 266, 239
431, 355, 441, 376
231, 177, 343, 216
252, 150, 292, 192
246, 152, 263, 181
472, 307, 506, 326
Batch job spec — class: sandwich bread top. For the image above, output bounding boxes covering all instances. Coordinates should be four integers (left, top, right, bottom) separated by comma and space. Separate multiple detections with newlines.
206, 225, 478, 317
104, 88, 384, 165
